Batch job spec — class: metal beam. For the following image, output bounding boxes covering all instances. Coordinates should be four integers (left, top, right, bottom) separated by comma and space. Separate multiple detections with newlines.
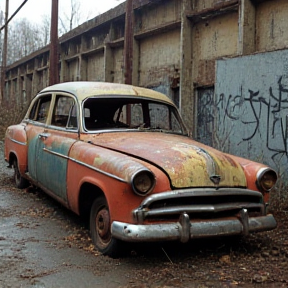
49, 0, 59, 85
124, 0, 133, 85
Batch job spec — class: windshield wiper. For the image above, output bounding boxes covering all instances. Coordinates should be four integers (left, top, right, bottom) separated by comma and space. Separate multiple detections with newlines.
137, 126, 184, 135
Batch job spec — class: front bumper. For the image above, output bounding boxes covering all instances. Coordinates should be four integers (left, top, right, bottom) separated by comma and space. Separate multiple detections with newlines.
111, 210, 277, 243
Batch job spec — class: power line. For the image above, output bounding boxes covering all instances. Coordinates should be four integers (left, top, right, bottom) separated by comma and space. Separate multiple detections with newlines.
0, 0, 29, 31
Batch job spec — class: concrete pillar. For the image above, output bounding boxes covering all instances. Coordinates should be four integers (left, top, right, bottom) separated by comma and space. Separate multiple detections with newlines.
60, 58, 69, 83
25, 74, 33, 103
238, 0, 256, 55
23, 74, 29, 103
17, 68, 21, 106
79, 56, 87, 81
180, 0, 194, 136
104, 43, 114, 83
79, 36, 88, 80
132, 38, 139, 86
102, 22, 113, 83
31, 58, 38, 97
32, 72, 40, 96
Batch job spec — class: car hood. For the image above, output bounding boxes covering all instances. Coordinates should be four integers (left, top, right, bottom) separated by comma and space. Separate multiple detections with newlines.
83, 132, 247, 188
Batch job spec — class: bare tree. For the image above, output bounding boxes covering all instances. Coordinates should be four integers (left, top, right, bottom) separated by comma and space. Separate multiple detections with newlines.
7, 18, 50, 64
40, 15, 51, 46
58, 0, 98, 35
59, 0, 81, 34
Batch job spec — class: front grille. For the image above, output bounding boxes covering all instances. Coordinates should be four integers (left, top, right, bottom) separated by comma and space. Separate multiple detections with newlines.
133, 188, 265, 223
149, 194, 261, 209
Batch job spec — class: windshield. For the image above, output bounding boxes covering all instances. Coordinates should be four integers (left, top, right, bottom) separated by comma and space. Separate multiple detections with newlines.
82, 97, 187, 135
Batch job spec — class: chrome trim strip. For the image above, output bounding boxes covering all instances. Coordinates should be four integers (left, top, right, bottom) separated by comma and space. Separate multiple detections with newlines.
42, 148, 127, 183
43, 148, 69, 159
11, 138, 27, 146
111, 214, 277, 242
256, 167, 272, 180
69, 157, 127, 183
84, 128, 187, 136
138, 188, 262, 208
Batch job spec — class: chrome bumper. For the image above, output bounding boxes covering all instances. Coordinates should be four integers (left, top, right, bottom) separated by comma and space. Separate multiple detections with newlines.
111, 211, 277, 243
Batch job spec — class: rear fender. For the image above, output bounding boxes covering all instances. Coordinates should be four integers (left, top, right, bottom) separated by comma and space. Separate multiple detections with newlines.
5, 124, 28, 175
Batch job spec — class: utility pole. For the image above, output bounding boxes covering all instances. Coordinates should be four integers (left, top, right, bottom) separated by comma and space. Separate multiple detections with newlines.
1, 0, 8, 103
49, 0, 59, 85
123, 0, 133, 125
124, 0, 133, 85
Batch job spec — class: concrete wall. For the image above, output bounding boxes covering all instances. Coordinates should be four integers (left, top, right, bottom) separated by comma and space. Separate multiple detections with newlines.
139, 29, 180, 97
86, 53, 105, 82
256, 0, 288, 51
192, 13, 239, 87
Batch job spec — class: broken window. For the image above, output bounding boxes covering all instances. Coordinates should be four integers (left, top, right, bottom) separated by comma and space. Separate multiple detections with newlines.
51, 95, 77, 129
83, 96, 186, 135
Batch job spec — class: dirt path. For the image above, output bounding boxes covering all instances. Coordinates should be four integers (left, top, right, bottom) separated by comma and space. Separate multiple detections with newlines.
1, 140, 288, 288
0, 185, 133, 287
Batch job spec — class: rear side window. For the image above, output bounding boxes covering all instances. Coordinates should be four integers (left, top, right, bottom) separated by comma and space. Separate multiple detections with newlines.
29, 95, 52, 123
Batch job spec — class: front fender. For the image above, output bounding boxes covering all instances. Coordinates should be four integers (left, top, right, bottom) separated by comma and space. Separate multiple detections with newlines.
227, 153, 275, 202
69, 141, 155, 185
66, 141, 170, 222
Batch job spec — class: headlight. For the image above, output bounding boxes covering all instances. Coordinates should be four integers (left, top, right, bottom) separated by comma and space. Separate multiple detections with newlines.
256, 168, 277, 192
132, 170, 155, 196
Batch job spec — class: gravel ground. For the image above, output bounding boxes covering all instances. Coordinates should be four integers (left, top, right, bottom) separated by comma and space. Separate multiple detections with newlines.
1, 140, 288, 288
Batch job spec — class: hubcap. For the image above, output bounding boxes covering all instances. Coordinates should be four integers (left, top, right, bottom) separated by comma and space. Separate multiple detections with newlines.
96, 208, 110, 239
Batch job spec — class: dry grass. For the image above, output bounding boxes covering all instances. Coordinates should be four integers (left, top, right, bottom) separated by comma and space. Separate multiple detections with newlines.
0, 100, 28, 140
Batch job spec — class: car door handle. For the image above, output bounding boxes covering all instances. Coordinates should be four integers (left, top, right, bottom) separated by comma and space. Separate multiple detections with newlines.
39, 133, 49, 140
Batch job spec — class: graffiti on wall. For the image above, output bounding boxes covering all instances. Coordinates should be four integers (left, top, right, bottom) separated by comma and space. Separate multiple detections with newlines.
198, 75, 288, 176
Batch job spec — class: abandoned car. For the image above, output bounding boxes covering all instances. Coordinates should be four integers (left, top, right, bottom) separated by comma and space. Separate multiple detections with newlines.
5, 81, 277, 257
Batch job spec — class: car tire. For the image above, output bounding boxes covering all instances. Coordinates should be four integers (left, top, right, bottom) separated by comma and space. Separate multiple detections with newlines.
13, 159, 29, 189
90, 196, 125, 258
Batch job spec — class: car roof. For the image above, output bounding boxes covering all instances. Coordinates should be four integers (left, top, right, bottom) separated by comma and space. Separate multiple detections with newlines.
39, 81, 175, 106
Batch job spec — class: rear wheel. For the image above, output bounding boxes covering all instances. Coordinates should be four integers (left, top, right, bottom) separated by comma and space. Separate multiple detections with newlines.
90, 196, 125, 258
13, 159, 29, 189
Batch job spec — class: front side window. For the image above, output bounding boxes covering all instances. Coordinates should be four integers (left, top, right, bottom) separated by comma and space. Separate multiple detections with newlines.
51, 95, 77, 129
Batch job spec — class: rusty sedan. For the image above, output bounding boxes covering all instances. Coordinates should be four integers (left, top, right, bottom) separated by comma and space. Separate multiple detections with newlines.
4, 81, 277, 257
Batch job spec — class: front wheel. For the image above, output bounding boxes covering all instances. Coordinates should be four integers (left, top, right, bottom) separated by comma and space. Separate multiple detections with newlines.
13, 159, 29, 189
90, 196, 125, 258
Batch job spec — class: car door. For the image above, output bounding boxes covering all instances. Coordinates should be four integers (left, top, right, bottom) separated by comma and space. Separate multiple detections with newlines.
26, 94, 52, 182
27, 93, 79, 203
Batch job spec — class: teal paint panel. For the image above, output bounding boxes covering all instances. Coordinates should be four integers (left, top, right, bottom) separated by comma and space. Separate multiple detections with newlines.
37, 137, 76, 202
27, 134, 40, 180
